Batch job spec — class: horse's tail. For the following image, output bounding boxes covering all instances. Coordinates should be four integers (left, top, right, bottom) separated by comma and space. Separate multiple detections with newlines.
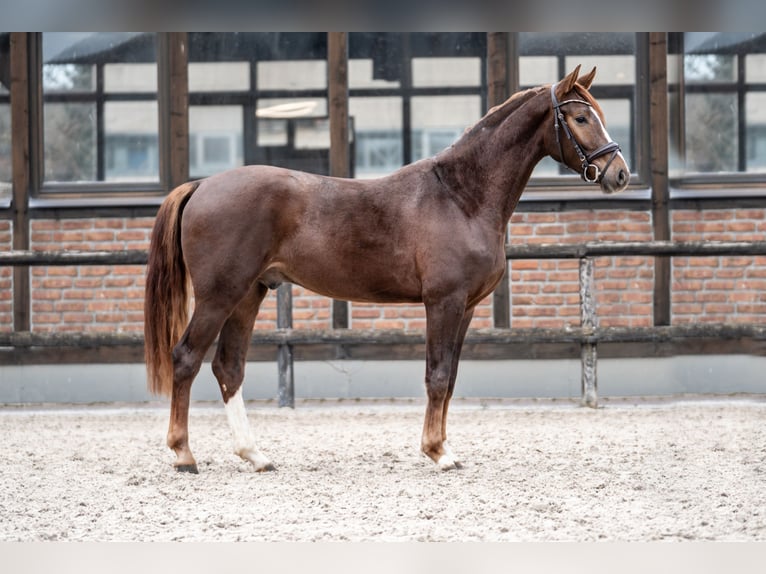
144, 180, 201, 397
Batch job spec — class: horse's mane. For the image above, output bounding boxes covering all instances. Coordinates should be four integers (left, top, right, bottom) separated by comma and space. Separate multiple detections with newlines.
455, 81, 605, 147
430, 86, 548, 217
461, 85, 545, 139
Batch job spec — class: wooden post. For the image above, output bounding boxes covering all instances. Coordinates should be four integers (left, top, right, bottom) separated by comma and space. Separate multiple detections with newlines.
277, 284, 294, 408
487, 32, 512, 329
328, 32, 350, 330
649, 32, 671, 326
157, 33, 189, 190
579, 257, 598, 408
10, 33, 30, 332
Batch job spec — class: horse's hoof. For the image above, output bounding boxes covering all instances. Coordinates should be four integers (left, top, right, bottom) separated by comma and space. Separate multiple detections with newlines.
256, 462, 277, 472
437, 454, 461, 471
175, 463, 199, 474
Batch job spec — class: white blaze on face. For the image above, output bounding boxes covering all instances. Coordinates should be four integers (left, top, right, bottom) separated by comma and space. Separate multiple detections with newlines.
589, 108, 627, 165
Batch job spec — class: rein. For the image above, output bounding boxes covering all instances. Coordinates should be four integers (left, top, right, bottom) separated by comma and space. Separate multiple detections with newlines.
550, 83, 621, 183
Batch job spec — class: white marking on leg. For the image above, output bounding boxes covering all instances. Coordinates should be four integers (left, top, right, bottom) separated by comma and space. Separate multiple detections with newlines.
436, 443, 460, 470
437, 452, 457, 471
224, 388, 273, 471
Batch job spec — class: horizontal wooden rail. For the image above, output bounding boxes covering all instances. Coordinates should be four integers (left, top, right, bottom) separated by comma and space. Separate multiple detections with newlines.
3, 240, 766, 267
2, 241, 766, 407
0, 250, 148, 265
505, 240, 766, 259
3, 324, 765, 349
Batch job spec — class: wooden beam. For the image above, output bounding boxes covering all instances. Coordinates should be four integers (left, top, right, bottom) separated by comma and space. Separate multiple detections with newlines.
158, 33, 189, 192
649, 32, 671, 326
328, 32, 350, 329
487, 32, 511, 329
10, 33, 30, 332
2, 324, 765, 366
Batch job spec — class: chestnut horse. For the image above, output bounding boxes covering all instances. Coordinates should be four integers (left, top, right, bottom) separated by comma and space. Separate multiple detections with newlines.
144, 66, 629, 473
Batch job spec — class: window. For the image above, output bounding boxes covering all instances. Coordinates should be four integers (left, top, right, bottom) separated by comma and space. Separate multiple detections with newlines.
669, 32, 766, 185
349, 32, 486, 179
519, 33, 638, 183
188, 32, 329, 178
40, 33, 160, 188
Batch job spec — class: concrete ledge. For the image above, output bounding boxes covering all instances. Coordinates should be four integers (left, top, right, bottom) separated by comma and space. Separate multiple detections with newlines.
1, 355, 764, 404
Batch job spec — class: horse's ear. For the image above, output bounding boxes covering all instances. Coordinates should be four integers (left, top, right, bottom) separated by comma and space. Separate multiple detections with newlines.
555, 65, 581, 100
577, 67, 597, 90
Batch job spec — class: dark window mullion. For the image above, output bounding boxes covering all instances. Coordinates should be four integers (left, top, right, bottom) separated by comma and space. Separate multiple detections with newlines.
96, 62, 105, 181
738, 53, 747, 172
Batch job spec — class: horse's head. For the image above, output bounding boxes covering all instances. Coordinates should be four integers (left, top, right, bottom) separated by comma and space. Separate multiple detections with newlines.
547, 65, 630, 194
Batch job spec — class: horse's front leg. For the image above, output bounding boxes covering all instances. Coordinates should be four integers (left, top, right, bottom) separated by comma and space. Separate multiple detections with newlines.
440, 305, 475, 466
422, 296, 468, 471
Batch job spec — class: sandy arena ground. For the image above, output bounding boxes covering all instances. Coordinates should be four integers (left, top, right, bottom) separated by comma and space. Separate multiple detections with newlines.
1, 397, 765, 542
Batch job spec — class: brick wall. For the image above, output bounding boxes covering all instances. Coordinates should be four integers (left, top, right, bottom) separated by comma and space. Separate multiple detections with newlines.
30, 218, 154, 333
13, 206, 766, 335
671, 208, 766, 324
508, 209, 655, 328
0, 220, 11, 332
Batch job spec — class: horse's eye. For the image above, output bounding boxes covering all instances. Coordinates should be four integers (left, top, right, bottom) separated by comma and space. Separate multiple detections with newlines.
575, 116, 587, 125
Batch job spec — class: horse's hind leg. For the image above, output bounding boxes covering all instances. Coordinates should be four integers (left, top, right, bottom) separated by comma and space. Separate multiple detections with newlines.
168, 304, 232, 473
212, 281, 275, 472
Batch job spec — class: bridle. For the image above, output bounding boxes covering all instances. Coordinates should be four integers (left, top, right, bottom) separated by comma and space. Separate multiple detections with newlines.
550, 83, 621, 184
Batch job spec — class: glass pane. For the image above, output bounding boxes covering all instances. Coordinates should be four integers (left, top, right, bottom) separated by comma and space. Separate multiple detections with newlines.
685, 54, 737, 83
104, 102, 159, 181
349, 33, 402, 89
0, 104, 10, 202
295, 118, 330, 150
348, 58, 400, 89
104, 63, 157, 93
600, 99, 632, 168
746, 54, 766, 83
564, 55, 635, 85
189, 106, 244, 178
411, 57, 481, 87
258, 119, 288, 147
189, 62, 250, 92
258, 60, 327, 90
519, 56, 558, 86
44, 103, 96, 182
350, 96, 403, 178
411, 95, 481, 161
685, 93, 738, 173
746, 92, 766, 172
42, 33, 158, 185
43, 63, 95, 92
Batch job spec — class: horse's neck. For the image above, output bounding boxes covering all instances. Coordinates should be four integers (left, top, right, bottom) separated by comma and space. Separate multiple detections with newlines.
434, 89, 549, 227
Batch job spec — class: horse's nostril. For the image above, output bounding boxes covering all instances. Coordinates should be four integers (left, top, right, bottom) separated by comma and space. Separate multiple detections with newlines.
617, 169, 627, 185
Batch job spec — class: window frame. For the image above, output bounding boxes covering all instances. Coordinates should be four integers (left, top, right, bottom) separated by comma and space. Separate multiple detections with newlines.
515, 32, 651, 200
668, 32, 766, 199
11, 32, 675, 206
28, 32, 169, 204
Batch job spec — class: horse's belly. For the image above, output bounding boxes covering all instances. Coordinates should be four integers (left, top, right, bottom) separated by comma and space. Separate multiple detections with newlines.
262, 259, 422, 304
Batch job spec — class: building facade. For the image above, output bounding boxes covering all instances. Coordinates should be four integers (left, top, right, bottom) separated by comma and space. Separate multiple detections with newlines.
2, 32, 766, 348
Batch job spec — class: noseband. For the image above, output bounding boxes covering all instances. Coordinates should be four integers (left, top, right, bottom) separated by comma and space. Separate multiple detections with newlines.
551, 83, 621, 183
